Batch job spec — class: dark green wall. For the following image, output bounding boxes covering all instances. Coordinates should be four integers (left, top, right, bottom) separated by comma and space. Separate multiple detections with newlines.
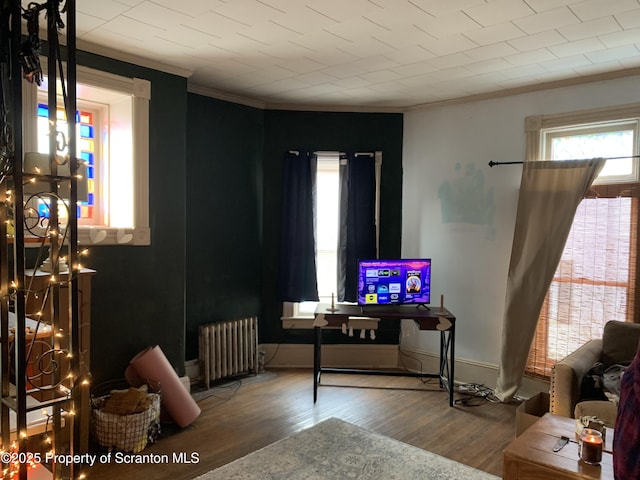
76, 52, 188, 384
260, 110, 404, 345
79, 53, 404, 379
185, 95, 264, 360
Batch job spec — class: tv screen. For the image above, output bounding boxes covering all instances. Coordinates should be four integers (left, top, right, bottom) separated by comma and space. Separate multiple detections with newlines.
357, 259, 431, 306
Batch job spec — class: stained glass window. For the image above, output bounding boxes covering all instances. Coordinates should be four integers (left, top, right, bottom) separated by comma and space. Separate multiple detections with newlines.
37, 104, 95, 220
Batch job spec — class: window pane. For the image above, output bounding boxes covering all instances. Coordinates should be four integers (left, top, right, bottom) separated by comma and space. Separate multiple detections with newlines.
549, 128, 635, 178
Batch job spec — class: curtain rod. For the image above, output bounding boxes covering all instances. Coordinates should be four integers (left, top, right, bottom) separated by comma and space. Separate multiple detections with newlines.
488, 155, 640, 167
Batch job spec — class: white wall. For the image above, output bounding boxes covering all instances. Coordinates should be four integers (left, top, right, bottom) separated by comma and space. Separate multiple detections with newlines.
401, 74, 640, 389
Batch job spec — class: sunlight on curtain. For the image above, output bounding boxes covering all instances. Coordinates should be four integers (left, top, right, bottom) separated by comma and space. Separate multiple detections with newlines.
527, 184, 639, 378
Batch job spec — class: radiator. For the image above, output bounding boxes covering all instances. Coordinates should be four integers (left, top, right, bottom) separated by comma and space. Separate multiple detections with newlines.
198, 317, 259, 388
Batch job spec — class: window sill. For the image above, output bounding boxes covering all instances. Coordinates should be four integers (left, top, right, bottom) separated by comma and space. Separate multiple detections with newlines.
281, 316, 316, 329
20, 227, 151, 247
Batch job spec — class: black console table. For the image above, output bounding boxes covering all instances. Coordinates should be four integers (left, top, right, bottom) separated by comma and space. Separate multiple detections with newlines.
313, 303, 456, 406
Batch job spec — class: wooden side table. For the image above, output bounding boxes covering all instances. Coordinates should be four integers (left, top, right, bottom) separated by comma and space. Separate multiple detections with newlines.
503, 413, 613, 480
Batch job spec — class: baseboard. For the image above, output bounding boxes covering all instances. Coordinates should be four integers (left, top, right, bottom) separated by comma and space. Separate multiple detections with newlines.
398, 345, 549, 398
260, 343, 549, 398
261, 343, 399, 369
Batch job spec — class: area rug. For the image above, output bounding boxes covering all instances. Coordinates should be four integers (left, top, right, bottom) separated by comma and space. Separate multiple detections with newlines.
193, 417, 500, 479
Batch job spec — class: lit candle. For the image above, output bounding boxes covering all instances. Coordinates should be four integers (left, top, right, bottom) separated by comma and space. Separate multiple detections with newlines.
579, 428, 603, 465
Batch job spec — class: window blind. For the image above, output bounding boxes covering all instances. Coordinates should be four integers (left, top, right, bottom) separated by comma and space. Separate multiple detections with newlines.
526, 183, 639, 378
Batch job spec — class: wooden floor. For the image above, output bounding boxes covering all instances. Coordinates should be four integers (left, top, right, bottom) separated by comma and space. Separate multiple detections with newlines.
86, 368, 520, 480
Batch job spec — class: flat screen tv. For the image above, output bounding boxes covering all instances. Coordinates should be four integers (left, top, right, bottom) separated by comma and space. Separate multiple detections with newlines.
357, 259, 431, 307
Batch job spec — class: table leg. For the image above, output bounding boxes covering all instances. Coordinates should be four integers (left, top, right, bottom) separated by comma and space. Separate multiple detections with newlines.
449, 324, 455, 407
314, 326, 321, 403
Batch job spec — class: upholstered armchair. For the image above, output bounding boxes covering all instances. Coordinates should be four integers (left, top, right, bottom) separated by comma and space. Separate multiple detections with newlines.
549, 320, 640, 427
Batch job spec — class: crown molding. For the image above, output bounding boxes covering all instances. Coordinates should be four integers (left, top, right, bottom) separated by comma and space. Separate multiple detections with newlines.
263, 102, 405, 114
187, 83, 267, 109
406, 66, 640, 112
75, 40, 193, 79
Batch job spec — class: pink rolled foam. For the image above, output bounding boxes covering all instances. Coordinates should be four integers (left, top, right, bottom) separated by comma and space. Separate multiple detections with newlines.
127, 345, 201, 427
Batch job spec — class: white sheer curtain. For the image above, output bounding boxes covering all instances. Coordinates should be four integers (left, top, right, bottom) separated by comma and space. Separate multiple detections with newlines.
495, 158, 605, 402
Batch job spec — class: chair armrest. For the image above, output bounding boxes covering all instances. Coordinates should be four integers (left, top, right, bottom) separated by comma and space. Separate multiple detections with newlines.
550, 338, 603, 418
574, 400, 618, 428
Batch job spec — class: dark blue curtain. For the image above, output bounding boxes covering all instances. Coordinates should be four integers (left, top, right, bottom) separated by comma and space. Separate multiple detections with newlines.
337, 152, 377, 302
277, 150, 319, 302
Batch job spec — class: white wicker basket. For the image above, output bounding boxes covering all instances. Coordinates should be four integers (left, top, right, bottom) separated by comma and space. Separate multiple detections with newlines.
92, 392, 160, 453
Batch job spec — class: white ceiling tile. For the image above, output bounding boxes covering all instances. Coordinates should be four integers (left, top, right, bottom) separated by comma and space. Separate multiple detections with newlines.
373, 26, 433, 50
335, 37, 396, 58
464, 58, 513, 75
409, 0, 487, 17
599, 27, 640, 48
359, 69, 404, 83
363, 3, 431, 30
125, 3, 193, 29
305, 0, 380, 22
241, 21, 304, 45
465, 42, 520, 61
614, 8, 640, 29
569, 0, 640, 22
351, 54, 400, 72
499, 63, 549, 79
573, 60, 625, 76
267, 5, 338, 32
504, 48, 558, 66
274, 57, 327, 75
330, 76, 371, 89
288, 30, 350, 52
324, 17, 383, 42
619, 53, 640, 68
548, 37, 605, 57
557, 16, 621, 41
539, 53, 593, 71
427, 52, 475, 70
464, 22, 527, 46
75, 0, 131, 21
383, 45, 435, 64
294, 71, 340, 85
391, 61, 440, 77
250, 77, 312, 95
513, 6, 581, 34
585, 44, 640, 63
67, 0, 640, 109
156, 25, 220, 49
213, 0, 283, 26
507, 29, 567, 51
298, 46, 359, 67
421, 33, 479, 56
318, 62, 371, 80
80, 27, 143, 50
184, 11, 247, 38
464, 0, 536, 27
97, 15, 166, 41
76, 12, 107, 36
525, 0, 583, 13
151, 0, 224, 17
413, 11, 482, 39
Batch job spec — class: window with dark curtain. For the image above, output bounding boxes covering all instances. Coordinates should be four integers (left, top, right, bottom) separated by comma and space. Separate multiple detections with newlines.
277, 150, 319, 302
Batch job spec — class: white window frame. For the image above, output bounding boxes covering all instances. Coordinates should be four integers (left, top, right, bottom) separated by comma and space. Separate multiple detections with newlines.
23, 65, 151, 246
526, 104, 640, 182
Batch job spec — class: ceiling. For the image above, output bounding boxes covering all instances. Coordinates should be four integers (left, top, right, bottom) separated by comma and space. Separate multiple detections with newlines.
55, 0, 640, 110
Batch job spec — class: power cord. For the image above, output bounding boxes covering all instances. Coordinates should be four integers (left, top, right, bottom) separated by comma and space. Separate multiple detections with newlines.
454, 383, 499, 406
397, 347, 438, 385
